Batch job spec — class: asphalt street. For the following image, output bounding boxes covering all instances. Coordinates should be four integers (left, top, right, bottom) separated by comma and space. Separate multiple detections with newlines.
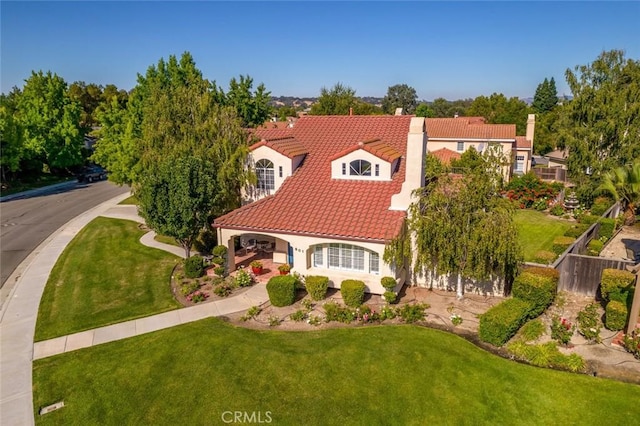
0, 180, 130, 289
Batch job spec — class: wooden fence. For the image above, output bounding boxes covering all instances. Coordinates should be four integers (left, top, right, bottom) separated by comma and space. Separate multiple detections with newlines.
552, 201, 629, 296
533, 167, 567, 182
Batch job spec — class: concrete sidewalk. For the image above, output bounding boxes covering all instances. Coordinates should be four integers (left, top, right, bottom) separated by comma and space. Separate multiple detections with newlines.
1, 193, 268, 425
33, 284, 268, 359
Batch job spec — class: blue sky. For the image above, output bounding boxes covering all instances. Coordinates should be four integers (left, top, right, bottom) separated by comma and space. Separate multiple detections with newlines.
2, 1, 639, 100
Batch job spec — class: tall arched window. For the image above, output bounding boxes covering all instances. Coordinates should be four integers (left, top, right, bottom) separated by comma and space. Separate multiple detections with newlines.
256, 159, 275, 190
350, 159, 371, 176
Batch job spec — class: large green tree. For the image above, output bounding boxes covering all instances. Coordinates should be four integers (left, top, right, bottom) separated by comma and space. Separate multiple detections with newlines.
309, 83, 358, 115
137, 154, 217, 257
430, 98, 473, 118
415, 103, 434, 118
559, 50, 640, 181
0, 89, 25, 181
407, 154, 521, 298
213, 75, 272, 128
532, 77, 558, 114
467, 93, 530, 134
382, 83, 418, 115
16, 71, 84, 170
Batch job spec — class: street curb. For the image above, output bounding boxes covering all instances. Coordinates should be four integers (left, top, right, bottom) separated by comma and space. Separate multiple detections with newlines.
0, 180, 77, 203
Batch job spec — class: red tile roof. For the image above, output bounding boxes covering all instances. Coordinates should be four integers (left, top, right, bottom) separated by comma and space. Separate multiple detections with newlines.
429, 148, 461, 165
515, 136, 531, 149
256, 121, 293, 130
250, 136, 308, 159
329, 138, 401, 163
425, 118, 515, 140
215, 116, 412, 242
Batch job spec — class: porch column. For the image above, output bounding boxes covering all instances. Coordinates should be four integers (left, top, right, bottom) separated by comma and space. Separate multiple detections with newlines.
226, 236, 236, 272
626, 269, 640, 335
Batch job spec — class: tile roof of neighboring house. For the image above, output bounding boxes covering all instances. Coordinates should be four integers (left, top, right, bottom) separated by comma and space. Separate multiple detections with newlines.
250, 136, 308, 159
425, 117, 516, 140
215, 115, 412, 242
329, 138, 401, 163
428, 148, 461, 165
546, 149, 569, 160
515, 136, 532, 149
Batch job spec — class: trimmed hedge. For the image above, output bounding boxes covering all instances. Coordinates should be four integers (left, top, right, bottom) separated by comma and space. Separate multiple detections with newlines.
590, 197, 613, 217
600, 269, 634, 302
305, 275, 329, 301
341, 280, 366, 307
552, 236, 575, 255
605, 300, 628, 331
564, 224, 589, 238
597, 218, 616, 240
266, 275, 296, 307
479, 298, 534, 347
578, 214, 600, 225
212, 245, 228, 257
512, 267, 558, 317
533, 250, 556, 265
184, 255, 204, 278
586, 239, 604, 256
381, 276, 397, 291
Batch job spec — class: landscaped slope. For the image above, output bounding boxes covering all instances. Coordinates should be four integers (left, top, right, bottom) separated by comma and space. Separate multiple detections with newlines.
33, 319, 640, 424
515, 210, 573, 262
35, 217, 181, 341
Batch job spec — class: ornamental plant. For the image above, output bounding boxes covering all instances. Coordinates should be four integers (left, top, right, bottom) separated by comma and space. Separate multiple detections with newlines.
381, 276, 397, 292
511, 267, 558, 317
605, 300, 628, 331
184, 255, 204, 278
278, 263, 291, 273
266, 275, 296, 307
450, 314, 463, 326
235, 269, 253, 287
382, 291, 397, 304
576, 303, 601, 343
305, 275, 329, 301
551, 316, 574, 346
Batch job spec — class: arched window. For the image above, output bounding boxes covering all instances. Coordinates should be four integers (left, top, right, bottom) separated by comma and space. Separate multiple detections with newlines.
349, 159, 371, 176
256, 159, 274, 190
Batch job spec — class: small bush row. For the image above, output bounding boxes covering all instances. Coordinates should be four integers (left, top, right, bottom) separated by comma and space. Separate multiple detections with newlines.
506, 341, 585, 373
340, 280, 366, 307
305, 276, 329, 301
552, 236, 575, 255
511, 267, 558, 318
322, 301, 425, 324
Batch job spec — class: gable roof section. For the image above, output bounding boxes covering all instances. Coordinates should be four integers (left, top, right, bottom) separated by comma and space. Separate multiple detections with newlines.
515, 136, 532, 149
215, 115, 412, 242
250, 136, 308, 159
425, 118, 515, 140
329, 138, 401, 163
429, 148, 461, 165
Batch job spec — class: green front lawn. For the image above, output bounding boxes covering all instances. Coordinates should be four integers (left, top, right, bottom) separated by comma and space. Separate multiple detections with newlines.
515, 209, 573, 262
33, 319, 639, 425
118, 195, 137, 205
35, 217, 181, 341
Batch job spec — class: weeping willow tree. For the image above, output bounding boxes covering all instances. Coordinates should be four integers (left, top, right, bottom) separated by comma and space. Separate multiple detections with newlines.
405, 154, 522, 298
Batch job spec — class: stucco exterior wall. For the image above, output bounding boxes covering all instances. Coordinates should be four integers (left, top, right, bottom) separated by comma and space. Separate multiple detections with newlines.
217, 227, 398, 294
243, 146, 304, 203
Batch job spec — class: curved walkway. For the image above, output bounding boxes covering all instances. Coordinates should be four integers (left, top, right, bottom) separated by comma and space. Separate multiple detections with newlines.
0, 194, 268, 425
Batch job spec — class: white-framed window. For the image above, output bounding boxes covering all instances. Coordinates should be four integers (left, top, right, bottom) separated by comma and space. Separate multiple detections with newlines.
456, 141, 464, 152
313, 245, 323, 267
515, 155, 525, 172
370, 252, 379, 274
256, 159, 274, 190
349, 160, 371, 176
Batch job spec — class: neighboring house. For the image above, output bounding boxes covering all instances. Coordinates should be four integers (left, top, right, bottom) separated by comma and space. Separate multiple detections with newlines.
545, 149, 569, 169
214, 114, 535, 295
424, 114, 535, 178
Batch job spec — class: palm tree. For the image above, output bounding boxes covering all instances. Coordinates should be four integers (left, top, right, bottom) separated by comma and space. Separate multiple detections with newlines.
597, 161, 640, 225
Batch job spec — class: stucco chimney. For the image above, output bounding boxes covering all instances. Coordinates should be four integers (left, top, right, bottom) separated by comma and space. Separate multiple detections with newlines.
390, 117, 427, 211
526, 113, 536, 149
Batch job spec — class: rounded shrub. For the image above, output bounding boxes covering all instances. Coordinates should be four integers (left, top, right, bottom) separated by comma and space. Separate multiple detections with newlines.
512, 267, 558, 317
212, 245, 228, 258
266, 275, 296, 307
597, 218, 616, 240
590, 197, 613, 217
586, 239, 604, 256
383, 291, 397, 304
605, 300, 628, 331
578, 214, 599, 225
479, 298, 534, 347
340, 280, 366, 307
552, 236, 575, 255
533, 250, 556, 265
213, 266, 226, 277
212, 257, 225, 266
563, 225, 589, 238
600, 269, 634, 302
305, 275, 329, 301
381, 276, 397, 292
184, 255, 204, 278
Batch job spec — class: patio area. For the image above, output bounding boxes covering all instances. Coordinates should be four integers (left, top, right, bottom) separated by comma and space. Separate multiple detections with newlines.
600, 223, 640, 261
232, 247, 286, 283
